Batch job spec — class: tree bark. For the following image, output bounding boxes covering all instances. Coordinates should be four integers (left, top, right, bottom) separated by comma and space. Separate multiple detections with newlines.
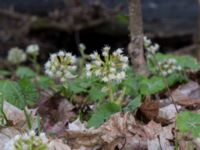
128, 0, 148, 75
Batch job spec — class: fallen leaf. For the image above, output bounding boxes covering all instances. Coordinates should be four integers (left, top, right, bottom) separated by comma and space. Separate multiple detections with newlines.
49, 139, 71, 150
37, 92, 75, 132
143, 121, 162, 139
68, 118, 86, 131
2, 101, 25, 126
171, 81, 200, 107
138, 97, 159, 121
158, 104, 181, 121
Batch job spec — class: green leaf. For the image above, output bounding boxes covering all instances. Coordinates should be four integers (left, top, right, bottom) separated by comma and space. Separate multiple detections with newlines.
36, 76, 54, 89
18, 78, 38, 106
68, 81, 87, 94
176, 112, 200, 138
166, 73, 186, 86
16, 67, 36, 78
88, 84, 107, 102
140, 76, 165, 95
122, 75, 140, 97
0, 70, 11, 76
155, 53, 199, 71
0, 79, 38, 109
0, 80, 25, 109
88, 102, 121, 128
123, 95, 142, 112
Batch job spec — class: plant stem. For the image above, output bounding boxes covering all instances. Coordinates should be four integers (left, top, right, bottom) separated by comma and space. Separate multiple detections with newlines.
162, 77, 179, 113
0, 101, 9, 125
24, 108, 32, 129
108, 82, 114, 102
116, 87, 126, 104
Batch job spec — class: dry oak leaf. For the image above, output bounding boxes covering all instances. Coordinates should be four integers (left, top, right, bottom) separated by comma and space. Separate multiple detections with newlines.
60, 112, 136, 149
172, 81, 200, 107
138, 97, 159, 121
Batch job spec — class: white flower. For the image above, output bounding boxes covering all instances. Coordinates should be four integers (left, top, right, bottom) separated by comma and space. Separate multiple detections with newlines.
116, 71, 125, 80
144, 36, 159, 58
108, 74, 116, 80
7, 47, 27, 64
144, 36, 152, 47
119, 56, 128, 62
158, 58, 181, 77
116, 48, 123, 54
86, 46, 129, 83
4, 130, 49, 150
161, 71, 167, 77
102, 77, 109, 82
122, 64, 128, 69
110, 67, 116, 73
94, 60, 101, 66
86, 64, 91, 71
90, 52, 98, 59
26, 44, 39, 56
44, 51, 77, 82
95, 70, 101, 76
58, 50, 65, 56
86, 71, 92, 77
79, 43, 86, 51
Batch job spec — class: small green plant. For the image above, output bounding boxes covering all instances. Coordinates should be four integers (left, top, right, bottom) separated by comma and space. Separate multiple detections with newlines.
85, 46, 128, 103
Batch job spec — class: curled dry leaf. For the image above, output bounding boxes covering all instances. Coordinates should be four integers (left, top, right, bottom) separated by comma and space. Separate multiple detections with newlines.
138, 97, 159, 121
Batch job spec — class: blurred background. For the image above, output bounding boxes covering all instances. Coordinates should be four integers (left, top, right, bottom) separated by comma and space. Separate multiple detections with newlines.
0, 0, 198, 62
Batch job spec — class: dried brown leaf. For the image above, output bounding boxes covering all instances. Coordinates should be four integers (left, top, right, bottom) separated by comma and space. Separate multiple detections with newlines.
138, 98, 159, 121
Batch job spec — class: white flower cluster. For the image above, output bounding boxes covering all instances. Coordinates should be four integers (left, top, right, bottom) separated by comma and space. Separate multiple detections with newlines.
79, 43, 86, 51
45, 51, 77, 82
26, 44, 39, 56
158, 58, 182, 77
4, 130, 48, 150
143, 36, 159, 58
7, 47, 27, 64
85, 46, 128, 83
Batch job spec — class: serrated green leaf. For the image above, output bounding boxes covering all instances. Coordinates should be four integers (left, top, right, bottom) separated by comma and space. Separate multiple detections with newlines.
123, 95, 142, 112
121, 75, 140, 97
88, 102, 121, 128
166, 73, 186, 86
88, 85, 107, 102
140, 76, 165, 95
68, 81, 87, 94
0, 79, 38, 109
0, 80, 25, 109
36, 76, 54, 89
176, 112, 200, 138
18, 78, 38, 106
16, 67, 36, 78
